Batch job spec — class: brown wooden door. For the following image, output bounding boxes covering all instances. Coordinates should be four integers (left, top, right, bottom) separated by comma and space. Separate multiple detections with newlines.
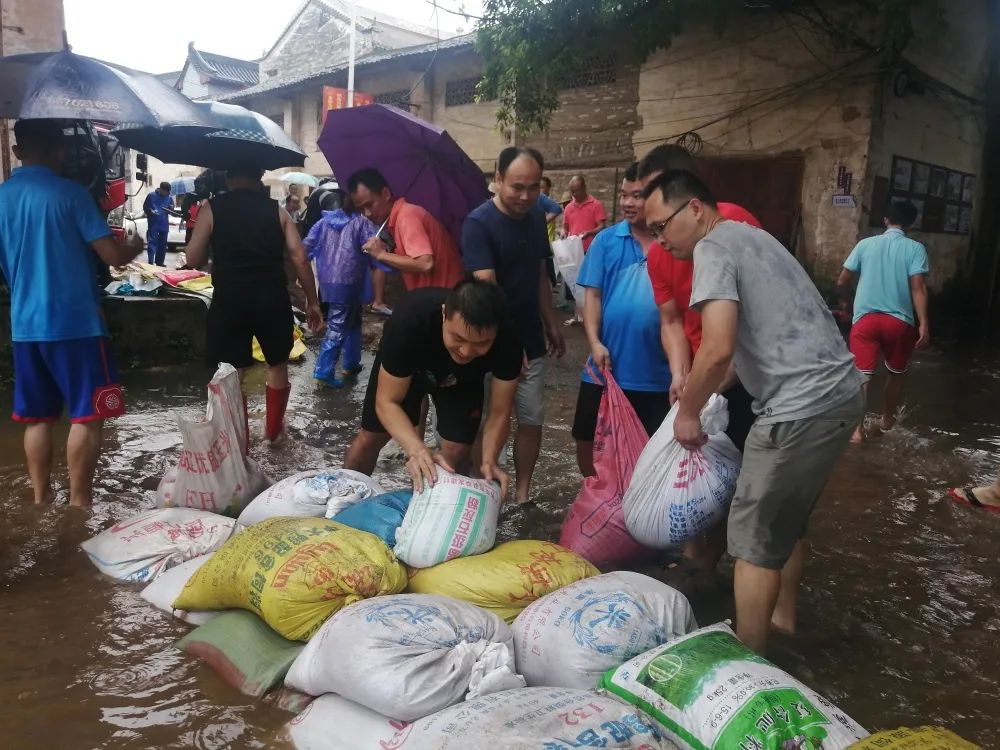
699, 154, 804, 251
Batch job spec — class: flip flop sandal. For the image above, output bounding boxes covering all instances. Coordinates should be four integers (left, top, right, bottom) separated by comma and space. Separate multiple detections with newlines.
948, 487, 1000, 513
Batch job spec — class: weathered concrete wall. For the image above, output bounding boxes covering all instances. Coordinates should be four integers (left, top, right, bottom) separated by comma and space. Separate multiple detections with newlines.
521, 54, 641, 173
0, 297, 208, 382
634, 13, 878, 283
864, 0, 989, 290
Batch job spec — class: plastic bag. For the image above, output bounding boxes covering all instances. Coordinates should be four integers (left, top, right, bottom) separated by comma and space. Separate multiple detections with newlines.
406, 540, 599, 623
623, 395, 742, 548
393, 467, 501, 568
156, 363, 271, 517
847, 727, 979, 749
140, 552, 222, 626
599, 623, 868, 750
287, 688, 678, 750
560, 371, 657, 566
173, 517, 407, 641
285, 593, 525, 720
177, 610, 304, 697
512, 571, 697, 689
81, 508, 236, 583
332, 489, 412, 547
552, 235, 585, 302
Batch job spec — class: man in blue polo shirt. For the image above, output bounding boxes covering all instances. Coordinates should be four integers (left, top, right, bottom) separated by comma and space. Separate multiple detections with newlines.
143, 181, 174, 266
571, 161, 671, 476
0, 119, 141, 507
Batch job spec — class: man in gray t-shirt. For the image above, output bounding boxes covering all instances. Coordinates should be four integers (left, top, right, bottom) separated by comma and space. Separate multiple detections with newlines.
643, 170, 863, 654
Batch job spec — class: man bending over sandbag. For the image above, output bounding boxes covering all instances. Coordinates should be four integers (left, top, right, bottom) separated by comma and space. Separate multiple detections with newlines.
344, 278, 522, 496
644, 170, 863, 654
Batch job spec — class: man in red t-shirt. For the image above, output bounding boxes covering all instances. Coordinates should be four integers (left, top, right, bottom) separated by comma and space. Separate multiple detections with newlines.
639, 144, 762, 570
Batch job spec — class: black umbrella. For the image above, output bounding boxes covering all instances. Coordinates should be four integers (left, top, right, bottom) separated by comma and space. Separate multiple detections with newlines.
113, 101, 305, 170
0, 50, 216, 129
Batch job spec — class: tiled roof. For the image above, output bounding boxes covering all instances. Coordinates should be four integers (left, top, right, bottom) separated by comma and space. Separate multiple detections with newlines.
218, 33, 476, 102
189, 44, 260, 86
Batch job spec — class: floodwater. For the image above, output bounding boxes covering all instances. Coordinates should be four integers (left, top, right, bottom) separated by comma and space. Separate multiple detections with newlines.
0, 319, 997, 748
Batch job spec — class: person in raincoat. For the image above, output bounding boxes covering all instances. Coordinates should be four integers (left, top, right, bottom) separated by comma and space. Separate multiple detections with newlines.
304, 195, 378, 387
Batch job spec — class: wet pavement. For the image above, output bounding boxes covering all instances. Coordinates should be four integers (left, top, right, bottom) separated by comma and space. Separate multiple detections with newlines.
0, 315, 998, 748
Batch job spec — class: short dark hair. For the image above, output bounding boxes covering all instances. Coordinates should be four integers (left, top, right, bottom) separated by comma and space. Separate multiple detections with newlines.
497, 146, 544, 178
13, 119, 64, 157
444, 277, 510, 332
623, 161, 640, 182
159, 181, 171, 191
637, 144, 697, 180
540, 175, 552, 189
886, 200, 918, 229
347, 167, 390, 195
642, 169, 717, 208
226, 164, 264, 181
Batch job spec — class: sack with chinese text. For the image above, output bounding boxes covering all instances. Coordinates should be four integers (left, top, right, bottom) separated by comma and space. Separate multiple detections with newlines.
599, 623, 868, 750
560, 371, 658, 566
287, 688, 678, 750
623, 396, 741, 548
173, 516, 407, 641
156, 363, 271, 516
512, 571, 696, 689
393, 468, 501, 568
237, 469, 382, 526
81, 508, 235, 583
406, 540, 599, 623
285, 593, 524, 720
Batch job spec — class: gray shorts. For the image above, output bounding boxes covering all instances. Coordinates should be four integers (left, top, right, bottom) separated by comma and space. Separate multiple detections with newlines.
515, 356, 546, 427
727, 392, 864, 569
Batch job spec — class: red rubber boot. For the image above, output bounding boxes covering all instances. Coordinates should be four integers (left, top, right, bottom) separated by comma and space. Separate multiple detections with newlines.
264, 385, 291, 443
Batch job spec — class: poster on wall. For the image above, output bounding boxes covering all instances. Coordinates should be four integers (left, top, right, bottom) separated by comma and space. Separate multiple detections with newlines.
929, 167, 947, 198
892, 158, 912, 191
321, 86, 375, 125
883, 155, 974, 235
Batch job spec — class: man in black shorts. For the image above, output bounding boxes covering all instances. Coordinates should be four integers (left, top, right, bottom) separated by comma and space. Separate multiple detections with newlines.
344, 279, 522, 495
185, 165, 322, 445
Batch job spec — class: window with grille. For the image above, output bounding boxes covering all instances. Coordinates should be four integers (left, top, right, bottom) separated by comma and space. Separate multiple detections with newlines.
375, 89, 411, 110
445, 76, 481, 107
560, 54, 617, 89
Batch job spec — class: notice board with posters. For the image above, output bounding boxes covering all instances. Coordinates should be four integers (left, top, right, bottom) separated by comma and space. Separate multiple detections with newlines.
321, 86, 375, 125
876, 155, 975, 234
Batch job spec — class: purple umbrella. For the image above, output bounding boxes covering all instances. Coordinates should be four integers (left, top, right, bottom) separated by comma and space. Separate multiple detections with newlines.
317, 104, 488, 244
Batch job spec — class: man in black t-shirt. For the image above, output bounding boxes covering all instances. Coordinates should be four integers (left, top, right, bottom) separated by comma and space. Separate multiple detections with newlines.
343, 279, 523, 495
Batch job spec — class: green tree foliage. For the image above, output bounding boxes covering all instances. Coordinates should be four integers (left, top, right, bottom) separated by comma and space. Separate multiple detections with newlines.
474, 0, 931, 133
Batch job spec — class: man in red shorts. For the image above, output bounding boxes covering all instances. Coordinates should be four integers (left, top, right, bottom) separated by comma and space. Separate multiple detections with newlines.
638, 143, 762, 571
837, 200, 929, 441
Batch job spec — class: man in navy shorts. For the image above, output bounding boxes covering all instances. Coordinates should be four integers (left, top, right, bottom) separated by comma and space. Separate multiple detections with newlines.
0, 119, 141, 506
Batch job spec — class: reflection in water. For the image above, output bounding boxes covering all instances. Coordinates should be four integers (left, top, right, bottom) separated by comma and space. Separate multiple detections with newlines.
0, 334, 997, 747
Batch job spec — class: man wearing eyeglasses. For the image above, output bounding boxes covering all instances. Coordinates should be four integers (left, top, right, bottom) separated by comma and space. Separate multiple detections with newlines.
643, 169, 863, 654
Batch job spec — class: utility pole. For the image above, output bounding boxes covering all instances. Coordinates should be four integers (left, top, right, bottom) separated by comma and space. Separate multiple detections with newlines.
347, 2, 357, 108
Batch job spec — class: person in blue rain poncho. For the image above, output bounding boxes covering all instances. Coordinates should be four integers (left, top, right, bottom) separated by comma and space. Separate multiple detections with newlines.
304, 196, 384, 387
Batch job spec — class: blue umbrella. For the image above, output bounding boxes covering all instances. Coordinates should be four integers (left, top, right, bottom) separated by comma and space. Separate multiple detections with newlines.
170, 177, 197, 195
113, 101, 305, 170
0, 50, 215, 129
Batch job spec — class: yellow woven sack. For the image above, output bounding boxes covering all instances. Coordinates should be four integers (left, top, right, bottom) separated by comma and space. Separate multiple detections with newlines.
174, 517, 406, 641
848, 726, 980, 750
406, 540, 599, 622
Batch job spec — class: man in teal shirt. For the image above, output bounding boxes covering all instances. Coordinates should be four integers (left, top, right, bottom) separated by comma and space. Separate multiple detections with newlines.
837, 200, 930, 442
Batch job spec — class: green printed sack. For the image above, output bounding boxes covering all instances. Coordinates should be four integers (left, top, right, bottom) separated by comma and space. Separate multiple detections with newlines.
599, 623, 868, 750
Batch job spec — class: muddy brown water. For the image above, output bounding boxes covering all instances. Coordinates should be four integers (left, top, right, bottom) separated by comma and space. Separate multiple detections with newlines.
0, 321, 997, 748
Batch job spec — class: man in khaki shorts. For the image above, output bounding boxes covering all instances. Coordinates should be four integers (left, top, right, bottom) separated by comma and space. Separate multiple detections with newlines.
643, 170, 863, 654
